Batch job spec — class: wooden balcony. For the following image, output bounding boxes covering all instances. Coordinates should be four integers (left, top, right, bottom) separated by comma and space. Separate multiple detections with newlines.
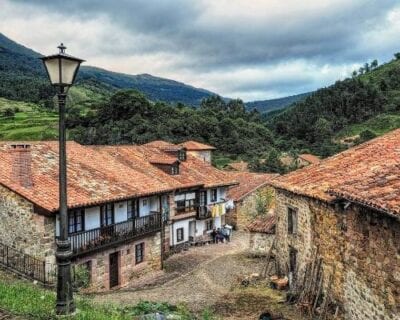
69, 213, 161, 257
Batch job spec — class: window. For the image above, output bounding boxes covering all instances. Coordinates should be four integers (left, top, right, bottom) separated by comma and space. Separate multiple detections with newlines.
68, 209, 84, 234
176, 227, 184, 242
211, 189, 218, 202
178, 149, 187, 161
288, 207, 298, 234
175, 192, 196, 214
171, 164, 179, 175
206, 220, 213, 231
127, 199, 139, 220
101, 203, 114, 227
135, 242, 145, 264
289, 247, 297, 273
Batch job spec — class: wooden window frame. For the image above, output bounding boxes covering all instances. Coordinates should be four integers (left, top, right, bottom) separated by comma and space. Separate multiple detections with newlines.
206, 219, 213, 231
178, 149, 187, 161
135, 242, 145, 264
68, 209, 84, 234
101, 203, 114, 227
176, 227, 184, 242
171, 164, 179, 175
211, 188, 218, 202
127, 199, 139, 220
287, 207, 298, 235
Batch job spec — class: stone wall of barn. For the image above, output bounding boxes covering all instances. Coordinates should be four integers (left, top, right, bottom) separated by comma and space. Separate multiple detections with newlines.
74, 231, 162, 291
249, 232, 274, 253
0, 184, 56, 264
274, 189, 400, 319
274, 189, 313, 279
226, 186, 275, 230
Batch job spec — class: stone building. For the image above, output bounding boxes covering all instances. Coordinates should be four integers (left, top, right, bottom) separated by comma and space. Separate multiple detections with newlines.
270, 129, 400, 320
247, 214, 276, 253
296, 153, 320, 167
225, 172, 278, 230
179, 140, 216, 164
224, 161, 249, 172
0, 140, 236, 290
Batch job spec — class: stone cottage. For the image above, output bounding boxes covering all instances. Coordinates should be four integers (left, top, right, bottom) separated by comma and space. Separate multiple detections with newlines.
225, 172, 278, 230
270, 129, 400, 320
247, 214, 276, 254
0, 140, 236, 290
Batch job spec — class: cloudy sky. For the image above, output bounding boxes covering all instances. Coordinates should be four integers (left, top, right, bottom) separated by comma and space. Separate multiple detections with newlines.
1, 0, 400, 101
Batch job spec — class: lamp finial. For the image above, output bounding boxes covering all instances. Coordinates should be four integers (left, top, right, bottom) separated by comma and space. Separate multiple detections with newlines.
58, 43, 66, 54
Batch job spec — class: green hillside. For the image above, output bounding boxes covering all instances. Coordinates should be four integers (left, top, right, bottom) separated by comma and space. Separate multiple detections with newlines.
267, 54, 400, 156
0, 98, 57, 140
0, 33, 217, 107
246, 92, 311, 114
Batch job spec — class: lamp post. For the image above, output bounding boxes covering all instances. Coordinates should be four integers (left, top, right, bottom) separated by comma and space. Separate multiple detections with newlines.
41, 44, 84, 315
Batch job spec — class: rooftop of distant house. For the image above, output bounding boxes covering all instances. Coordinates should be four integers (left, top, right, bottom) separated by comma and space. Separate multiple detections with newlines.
225, 161, 249, 172
298, 153, 321, 164
271, 129, 400, 217
227, 171, 279, 202
179, 140, 216, 151
247, 214, 276, 234
0, 140, 236, 213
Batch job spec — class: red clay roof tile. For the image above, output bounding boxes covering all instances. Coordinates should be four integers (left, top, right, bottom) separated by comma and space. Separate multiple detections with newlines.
271, 129, 400, 216
227, 172, 278, 202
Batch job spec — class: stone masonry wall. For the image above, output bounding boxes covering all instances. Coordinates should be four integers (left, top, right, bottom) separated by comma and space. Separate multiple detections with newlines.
274, 189, 400, 319
228, 185, 275, 230
75, 231, 162, 291
275, 189, 313, 278
249, 232, 274, 253
343, 207, 400, 319
0, 184, 56, 264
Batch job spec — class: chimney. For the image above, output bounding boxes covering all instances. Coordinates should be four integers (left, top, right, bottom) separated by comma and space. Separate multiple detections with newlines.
11, 144, 33, 188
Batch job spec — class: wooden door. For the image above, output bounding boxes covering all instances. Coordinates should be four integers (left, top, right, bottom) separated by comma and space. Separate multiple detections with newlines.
109, 252, 119, 288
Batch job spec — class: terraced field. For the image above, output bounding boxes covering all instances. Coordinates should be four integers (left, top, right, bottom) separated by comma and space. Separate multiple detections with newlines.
0, 98, 58, 140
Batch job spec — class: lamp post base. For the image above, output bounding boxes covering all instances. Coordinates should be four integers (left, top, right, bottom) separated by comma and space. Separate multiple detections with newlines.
55, 240, 75, 315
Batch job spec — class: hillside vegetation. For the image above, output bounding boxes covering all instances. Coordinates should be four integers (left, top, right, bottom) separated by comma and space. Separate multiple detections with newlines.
0, 33, 217, 107
70, 92, 274, 161
267, 55, 400, 156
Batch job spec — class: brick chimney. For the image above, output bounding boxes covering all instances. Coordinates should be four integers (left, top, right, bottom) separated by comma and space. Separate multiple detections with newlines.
11, 144, 33, 188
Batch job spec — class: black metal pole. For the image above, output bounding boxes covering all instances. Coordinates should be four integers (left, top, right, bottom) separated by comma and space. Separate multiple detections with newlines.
55, 89, 75, 315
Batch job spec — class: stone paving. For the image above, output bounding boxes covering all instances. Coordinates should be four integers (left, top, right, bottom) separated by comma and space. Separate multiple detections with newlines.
93, 232, 307, 319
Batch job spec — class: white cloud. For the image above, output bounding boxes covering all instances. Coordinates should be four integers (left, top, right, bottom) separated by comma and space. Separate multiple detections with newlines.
0, 0, 399, 101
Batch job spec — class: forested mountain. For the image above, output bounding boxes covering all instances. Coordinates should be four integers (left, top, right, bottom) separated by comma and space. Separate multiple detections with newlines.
267, 54, 400, 156
0, 33, 216, 106
69, 91, 274, 165
246, 92, 311, 114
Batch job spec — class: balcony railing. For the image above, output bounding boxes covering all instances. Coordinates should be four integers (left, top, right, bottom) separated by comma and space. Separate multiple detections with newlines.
197, 206, 211, 219
69, 213, 161, 256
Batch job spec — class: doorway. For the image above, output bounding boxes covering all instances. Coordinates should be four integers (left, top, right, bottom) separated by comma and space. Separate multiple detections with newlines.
109, 252, 119, 288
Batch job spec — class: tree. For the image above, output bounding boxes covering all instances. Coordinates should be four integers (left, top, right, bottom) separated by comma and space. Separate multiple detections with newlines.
394, 52, 400, 60
370, 59, 378, 69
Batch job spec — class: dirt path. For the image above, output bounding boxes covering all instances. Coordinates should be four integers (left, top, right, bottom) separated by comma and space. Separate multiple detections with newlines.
93, 232, 306, 319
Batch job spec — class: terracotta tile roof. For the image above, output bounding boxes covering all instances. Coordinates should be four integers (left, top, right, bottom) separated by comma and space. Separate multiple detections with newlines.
271, 129, 400, 216
0, 141, 237, 213
298, 153, 320, 164
227, 172, 279, 202
142, 140, 175, 149
179, 140, 216, 151
247, 214, 276, 234
149, 156, 179, 165
226, 161, 249, 172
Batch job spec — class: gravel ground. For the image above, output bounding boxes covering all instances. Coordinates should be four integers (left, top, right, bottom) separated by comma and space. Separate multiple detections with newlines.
93, 232, 306, 319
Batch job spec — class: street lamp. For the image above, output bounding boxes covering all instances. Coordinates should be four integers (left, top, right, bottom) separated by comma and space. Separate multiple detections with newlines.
41, 44, 84, 315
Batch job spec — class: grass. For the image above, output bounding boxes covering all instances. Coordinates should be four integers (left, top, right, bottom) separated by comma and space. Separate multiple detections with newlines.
0, 97, 58, 140
0, 273, 217, 320
336, 112, 400, 138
